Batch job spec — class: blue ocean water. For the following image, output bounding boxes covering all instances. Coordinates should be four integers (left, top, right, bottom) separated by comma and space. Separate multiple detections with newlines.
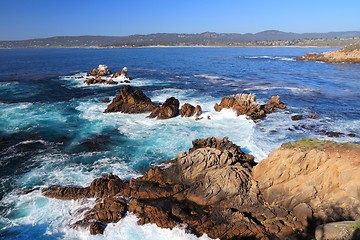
0, 47, 359, 239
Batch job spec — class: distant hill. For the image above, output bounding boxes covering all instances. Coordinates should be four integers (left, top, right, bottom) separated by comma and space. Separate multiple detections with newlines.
1, 30, 360, 48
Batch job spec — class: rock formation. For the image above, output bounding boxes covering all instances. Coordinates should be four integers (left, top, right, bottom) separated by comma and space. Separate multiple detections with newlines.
180, 103, 202, 117
87, 64, 112, 76
104, 85, 158, 113
296, 44, 360, 63
148, 97, 180, 119
253, 138, 360, 229
214, 94, 286, 119
42, 137, 303, 239
41, 137, 360, 239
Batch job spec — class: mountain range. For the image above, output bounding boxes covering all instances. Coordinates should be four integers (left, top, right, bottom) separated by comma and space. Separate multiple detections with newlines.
1, 30, 360, 48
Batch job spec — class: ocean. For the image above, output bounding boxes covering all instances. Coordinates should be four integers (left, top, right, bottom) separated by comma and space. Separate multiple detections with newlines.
0, 47, 359, 239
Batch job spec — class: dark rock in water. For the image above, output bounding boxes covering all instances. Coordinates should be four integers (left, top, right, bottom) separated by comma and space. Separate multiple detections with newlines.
148, 97, 179, 119
291, 114, 303, 121
325, 131, 344, 137
180, 103, 202, 117
214, 93, 286, 119
348, 133, 356, 137
308, 113, 318, 119
124, 80, 130, 83
42, 137, 303, 238
102, 98, 110, 103
104, 85, 158, 114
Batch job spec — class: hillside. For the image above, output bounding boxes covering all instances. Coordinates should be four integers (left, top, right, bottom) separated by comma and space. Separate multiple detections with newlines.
1, 30, 360, 48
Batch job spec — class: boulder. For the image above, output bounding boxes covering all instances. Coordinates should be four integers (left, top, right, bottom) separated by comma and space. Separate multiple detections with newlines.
253, 138, 360, 223
180, 103, 202, 117
315, 221, 360, 240
291, 114, 303, 121
104, 85, 158, 114
148, 97, 179, 119
106, 78, 118, 85
214, 93, 286, 119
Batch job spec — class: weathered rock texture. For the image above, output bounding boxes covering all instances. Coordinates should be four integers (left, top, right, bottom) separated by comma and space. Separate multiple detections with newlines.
148, 97, 180, 119
214, 94, 286, 119
104, 85, 158, 113
180, 103, 202, 117
253, 138, 360, 228
87, 64, 112, 76
296, 44, 360, 63
42, 137, 303, 239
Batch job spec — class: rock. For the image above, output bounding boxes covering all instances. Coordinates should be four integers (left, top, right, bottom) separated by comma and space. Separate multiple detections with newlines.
97, 64, 112, 76
106, 78, 118, 85
253, 138, 360, 224
180, 103, 202, 117
42, 137, 302, 239
315, 221, 360, 240
214, 93, 286, 119
326, 131, 344, 137
291, 114, 303, 121
102, 98, 110, 103
296, 44, 360, 63
308, 113, 318, 119
104, 85, 158, 114
148, 97, 179, 119
348, 133, 356, 137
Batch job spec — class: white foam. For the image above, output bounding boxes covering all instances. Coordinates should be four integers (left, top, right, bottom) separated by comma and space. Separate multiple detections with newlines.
240, 55, 295, 61
244, 86, 313, 94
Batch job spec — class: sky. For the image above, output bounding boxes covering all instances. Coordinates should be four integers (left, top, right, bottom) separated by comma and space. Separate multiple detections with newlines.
0, 0, 359, 40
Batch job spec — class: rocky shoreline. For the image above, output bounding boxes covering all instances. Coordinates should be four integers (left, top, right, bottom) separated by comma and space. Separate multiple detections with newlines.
296, 43, 360, 63
41, 137, 360, 239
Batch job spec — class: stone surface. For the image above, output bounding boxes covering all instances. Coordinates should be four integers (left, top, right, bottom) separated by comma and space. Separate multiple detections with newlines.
214, 93, 286, 119
104, 85, 158, 114
148, 97, 179, 119
253, 138, 360, 223
315, 221, 360, 240
180, 103, 202, 117
42, 137, 301, 238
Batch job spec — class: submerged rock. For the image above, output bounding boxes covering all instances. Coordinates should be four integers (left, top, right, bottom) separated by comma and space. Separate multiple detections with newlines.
104, 85, 158, 114
214, 93, 286, 119
148, 97, 180, 119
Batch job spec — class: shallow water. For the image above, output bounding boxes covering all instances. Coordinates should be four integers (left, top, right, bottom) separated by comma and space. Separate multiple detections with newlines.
0, 47, 359, 239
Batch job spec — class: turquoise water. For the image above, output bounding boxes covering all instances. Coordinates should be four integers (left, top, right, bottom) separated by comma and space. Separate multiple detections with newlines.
0, 48, 359, 239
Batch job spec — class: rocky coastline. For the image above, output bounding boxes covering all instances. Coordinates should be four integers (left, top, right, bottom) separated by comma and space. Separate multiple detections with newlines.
41, 137, 360, 239
296, 43, 360, 63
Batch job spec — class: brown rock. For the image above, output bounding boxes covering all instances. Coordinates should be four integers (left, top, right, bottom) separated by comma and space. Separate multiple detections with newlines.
148, 97, 179, 119
291, 114, 303, 121
180, 103, 202, 117
214, 93, 286, 119
107, 78, 118, 85
102, 98, 110, 103
253, 138, 360, 223
104, 85, 158, 113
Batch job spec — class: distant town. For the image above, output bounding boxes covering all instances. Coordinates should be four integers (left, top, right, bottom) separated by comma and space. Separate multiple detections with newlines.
1, 30, 360, 48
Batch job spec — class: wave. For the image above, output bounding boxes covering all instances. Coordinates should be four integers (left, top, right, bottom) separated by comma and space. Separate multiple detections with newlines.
244, 86, 313, 94
240, 55, 296, 61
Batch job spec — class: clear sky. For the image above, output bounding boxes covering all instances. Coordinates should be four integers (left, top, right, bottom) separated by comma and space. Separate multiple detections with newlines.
0, 0, 359, 40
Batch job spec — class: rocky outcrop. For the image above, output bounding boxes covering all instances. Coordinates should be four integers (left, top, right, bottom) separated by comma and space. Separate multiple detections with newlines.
148, 97, 180, 119
180, 103, 202, 117
87, 64, 112, 76
214, 93, 286, 119
42, 137, 302, 239
296, 44, 360, 63
42, 137, 360, 239
253, 138, 360, 228
104, 85, 158, 114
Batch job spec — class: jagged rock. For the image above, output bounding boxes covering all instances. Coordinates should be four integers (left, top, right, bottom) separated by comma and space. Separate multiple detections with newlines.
180, 103, 202, 117
42, 137, 302, 239
148, 97, 179, 119
87, 65, 112, 76
104, 85, 158, 113
308, 113, 318, 119
214, 93, 286, 119
253, 138, 360, 224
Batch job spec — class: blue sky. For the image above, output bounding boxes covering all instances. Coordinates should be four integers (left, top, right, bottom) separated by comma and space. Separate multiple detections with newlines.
0, 0, 359, 40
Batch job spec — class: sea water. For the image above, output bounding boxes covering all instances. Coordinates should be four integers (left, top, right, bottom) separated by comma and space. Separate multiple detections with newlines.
0, 47, 359, 239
